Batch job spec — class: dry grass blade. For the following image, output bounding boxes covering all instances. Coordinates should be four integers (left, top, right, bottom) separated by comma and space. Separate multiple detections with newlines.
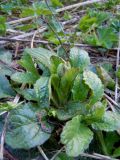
37, 146, 49, 160
56, 0, 107, 12
0, 113, 9, 160
50, 147, 64, 160
115, 32, 120, 102
93, 153, 118, 160
80, 152, 119, 160
104, 93, 120, 108
7, 0, 107, 25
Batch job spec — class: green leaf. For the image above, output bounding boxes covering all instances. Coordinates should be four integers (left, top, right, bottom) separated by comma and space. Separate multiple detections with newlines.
97, 28, 117, 48
78, 15, 97, 32
38, 63, 50, 76
101, 62, 113, 72
11, 72, 38, 84
84, 101, 106, 124
63, 12, 72, 20
51, 74, 60, 94
105, 132, 120, 154
88, 10, 110, 25
51, 0, 63, 7
0, 48, 15, 76
96, 66, 115, 90
25, 47, 55, 69
18, 53, 39, 78
21, 2, 53, 17
15, 22, 36, 32
0, 75, 15, 99
15, 88, 37, 101
0, 16, 6, 35
0, 2, 20, 15
21, 7, 35, 17
116, 66, 120, 79
52, 68, 77, 106
55, 153, 73, 160
83, 70, 104, 106
56, 102, 86, 121
97, 27, 118, 49
0, 48, 12, 64
113, 147, 120, 158
72, 74, 89, 101
92, 111, 120, 131
6, 103, 52, 149
59, 68, 78, 103
34, 77, 50, 108
85, 27, 118, 49
48, 16, 63, 32
0, 102, 18, 112
57, 63, 71, 78
50, 55, 65, 74
47, 36, 66, 45
70, 47, 90, 72
61, 116, 93, 157
57, 46, 67, 59
85, 34, 98, 47
111, 19, 120, 33
50, 74, 61, 105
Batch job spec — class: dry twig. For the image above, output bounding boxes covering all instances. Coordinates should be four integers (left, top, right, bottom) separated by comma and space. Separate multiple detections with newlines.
7, 0, 107, 26
50, 147, 64, 160
37, 146, 49, 160
80, 152, 118, 160
104, 93, 120, 108
56, 0, 107, 12
115, 32, 120, 102
0, 113, 9, 160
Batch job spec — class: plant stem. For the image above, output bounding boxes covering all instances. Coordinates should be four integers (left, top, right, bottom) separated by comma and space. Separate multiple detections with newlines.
96, 131, 108, 155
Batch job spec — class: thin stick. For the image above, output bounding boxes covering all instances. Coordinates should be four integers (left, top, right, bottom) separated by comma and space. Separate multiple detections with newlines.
62, 17, 79, 25
7, 0, 106, 25
80, 153, 102, 160
107, 99, 116, 112
6, 29, 24, 34
0, 27, 46, 45
30, 30, 38, 48
15, 42, 19, 58
104, 93, 120, 108
50, 147, 64, 160
94, 153, 118, 160
1, 16, 80, 46
6, 16, 79, 43
0, 37, 119, 51
80, 152, 118, 160
115, 32, 120, 102
0, 37, 94, 48
37, 146, 49, 160
7, 16, 34, 25
41, 17, 67, 54
0, 113, 9, 160
56, 0, 107, 12
45, 0, 71, 47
